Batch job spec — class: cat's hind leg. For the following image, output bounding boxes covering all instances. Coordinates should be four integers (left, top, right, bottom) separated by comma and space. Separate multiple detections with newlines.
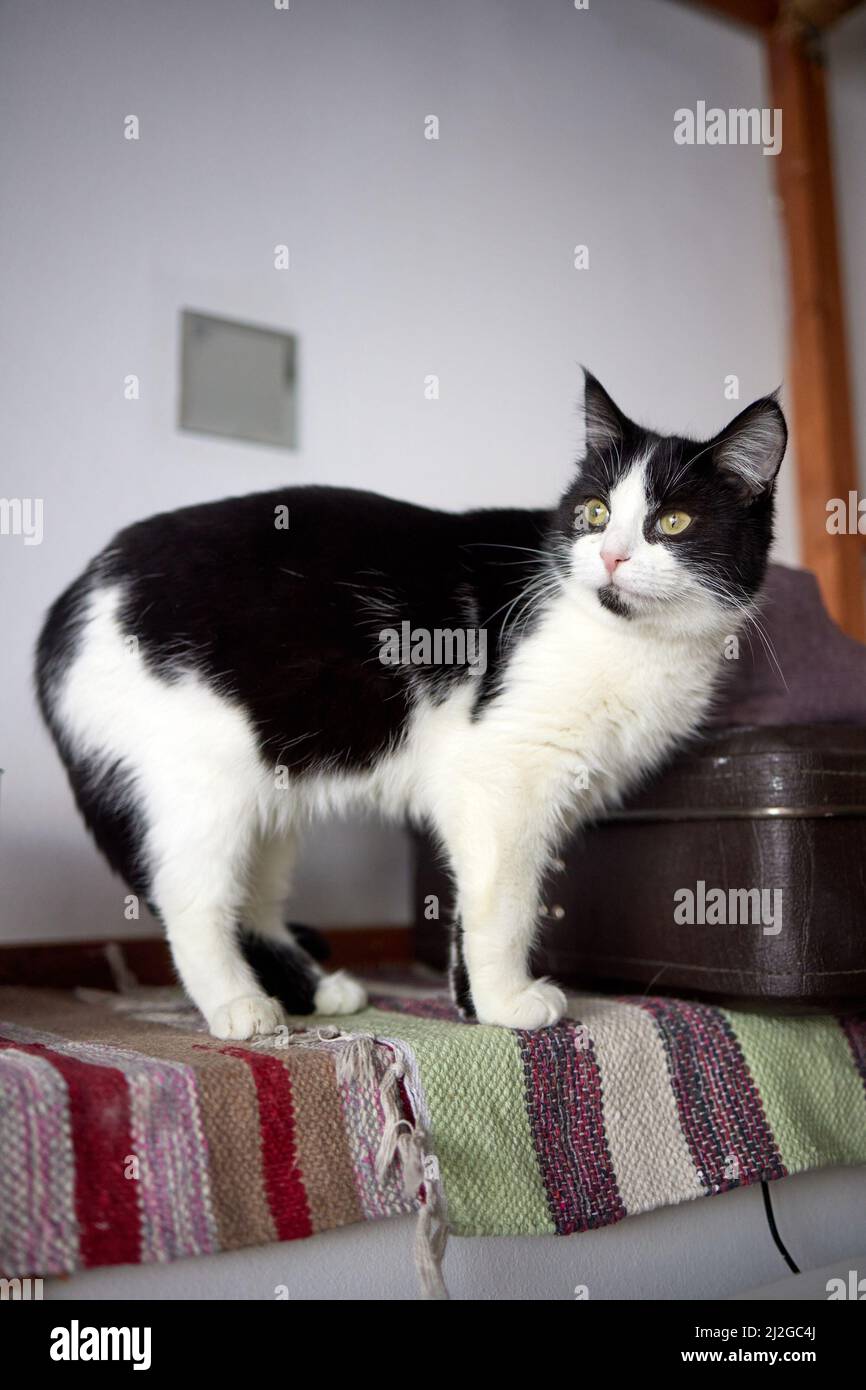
241, 831, 367, 1018
150, 833, 286, 1041
147, 788, 290, 1040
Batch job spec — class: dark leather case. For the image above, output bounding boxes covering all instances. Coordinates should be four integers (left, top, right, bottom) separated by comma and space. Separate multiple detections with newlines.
412, 725, 866, 1003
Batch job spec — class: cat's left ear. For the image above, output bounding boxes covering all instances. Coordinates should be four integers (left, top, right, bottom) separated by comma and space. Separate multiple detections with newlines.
583, 369, 630, 455
712, 395, 787, 497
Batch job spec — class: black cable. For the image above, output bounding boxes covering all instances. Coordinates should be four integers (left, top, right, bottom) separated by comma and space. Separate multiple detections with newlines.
760, 1179, 800, 1275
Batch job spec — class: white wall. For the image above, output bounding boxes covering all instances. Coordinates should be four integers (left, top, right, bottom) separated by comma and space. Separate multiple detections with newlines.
828, 8, 866, 494
0, 0, 793, 943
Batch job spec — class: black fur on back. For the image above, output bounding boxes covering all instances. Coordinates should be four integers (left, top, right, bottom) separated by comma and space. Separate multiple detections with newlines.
36, 487, 551, 781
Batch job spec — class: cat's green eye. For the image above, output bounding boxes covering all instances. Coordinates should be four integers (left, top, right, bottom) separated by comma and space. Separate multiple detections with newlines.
659, 509, 692, 537
583, 498, 609, 529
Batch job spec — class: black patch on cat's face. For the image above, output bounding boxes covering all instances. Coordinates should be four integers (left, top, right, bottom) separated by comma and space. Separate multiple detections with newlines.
640, 436, 778, 605
551, 374, 787, 616
597, 586, 633, 619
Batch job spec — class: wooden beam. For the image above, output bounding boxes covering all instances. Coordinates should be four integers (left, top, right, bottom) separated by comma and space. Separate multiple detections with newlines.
677, 0, 779, 29
676, 0, 863, 31
767, 22, 866, 639
787, 0, 864, 27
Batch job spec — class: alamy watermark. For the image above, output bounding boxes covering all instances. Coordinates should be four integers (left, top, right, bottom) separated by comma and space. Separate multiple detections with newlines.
50, 1322, 151, 1370
827, 1270, 866, 1300
674, 102, 782, 157
1, 1276, 43, 1300
827, 492, 866, 534
378, 623, 488, 675
674, 881, 782, 936
0, 497, 43, 545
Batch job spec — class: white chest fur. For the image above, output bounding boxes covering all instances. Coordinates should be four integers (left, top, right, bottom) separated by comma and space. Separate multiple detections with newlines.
400, 592, 732, 1030
398, 591, 728, 835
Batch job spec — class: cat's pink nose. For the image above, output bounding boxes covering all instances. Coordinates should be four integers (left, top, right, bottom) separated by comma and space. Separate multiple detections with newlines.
602, 547, 628, 577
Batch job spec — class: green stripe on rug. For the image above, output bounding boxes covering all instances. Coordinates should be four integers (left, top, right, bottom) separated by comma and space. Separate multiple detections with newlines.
723, 1009, 866, 1172
337, 1007, 554, 1237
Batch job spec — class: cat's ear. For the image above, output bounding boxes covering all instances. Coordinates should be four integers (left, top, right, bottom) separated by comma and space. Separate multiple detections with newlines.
712, 395, 787, 496
583, 370, 629, 455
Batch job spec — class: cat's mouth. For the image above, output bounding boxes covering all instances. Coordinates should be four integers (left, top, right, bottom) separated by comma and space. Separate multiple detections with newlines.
598, 584, 634, 619
598, 575, 670, 618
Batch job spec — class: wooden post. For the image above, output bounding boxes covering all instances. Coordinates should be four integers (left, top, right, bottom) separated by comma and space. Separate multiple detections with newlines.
683, 0, 865, 637
767, 14, 865, 639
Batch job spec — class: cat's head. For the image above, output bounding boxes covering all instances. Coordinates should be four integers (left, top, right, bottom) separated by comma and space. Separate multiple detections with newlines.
552, 372, 787, 635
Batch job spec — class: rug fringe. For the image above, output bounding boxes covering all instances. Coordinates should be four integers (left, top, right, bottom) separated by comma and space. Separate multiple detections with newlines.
333, 1033, 450, 1298
414, 1202, 450, 1301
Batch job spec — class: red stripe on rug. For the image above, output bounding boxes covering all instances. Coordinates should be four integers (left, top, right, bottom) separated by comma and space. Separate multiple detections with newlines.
0, 1039, 140, 1268
222, 1048, 312, 1241
518, 1023, 626, 1234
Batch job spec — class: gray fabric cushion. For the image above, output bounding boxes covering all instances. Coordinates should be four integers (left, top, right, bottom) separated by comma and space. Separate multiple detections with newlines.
708, 563, 866, 728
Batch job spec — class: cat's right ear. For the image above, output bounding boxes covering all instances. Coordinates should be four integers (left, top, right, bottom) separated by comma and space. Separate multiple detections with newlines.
583, 370, 628, 455
712, 395, 787, 497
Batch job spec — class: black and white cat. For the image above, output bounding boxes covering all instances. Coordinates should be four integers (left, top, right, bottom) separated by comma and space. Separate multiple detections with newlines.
36, 374, 786, 1038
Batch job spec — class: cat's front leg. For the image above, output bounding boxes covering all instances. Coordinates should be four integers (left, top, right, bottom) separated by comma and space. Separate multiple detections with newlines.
438, 788, 567, 1030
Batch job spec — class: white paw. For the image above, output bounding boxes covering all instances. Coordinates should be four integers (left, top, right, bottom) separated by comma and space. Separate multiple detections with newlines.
314, 971, 368, 1016
208, 995, 286, 1040
477, 979, 567, 1031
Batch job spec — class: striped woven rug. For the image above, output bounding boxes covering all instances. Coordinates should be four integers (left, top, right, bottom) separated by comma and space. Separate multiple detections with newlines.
1, 981, 865, 1281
